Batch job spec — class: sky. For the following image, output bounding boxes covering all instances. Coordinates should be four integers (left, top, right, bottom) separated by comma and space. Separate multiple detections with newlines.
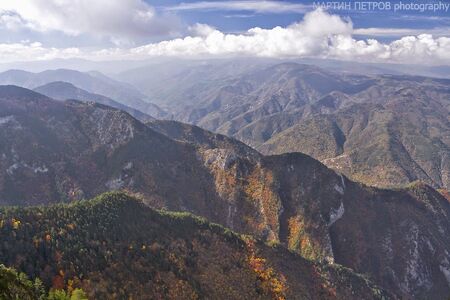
0, 0, 449, 65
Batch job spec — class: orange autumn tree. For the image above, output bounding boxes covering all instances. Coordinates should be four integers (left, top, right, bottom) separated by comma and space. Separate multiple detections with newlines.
245, 238, 287, 299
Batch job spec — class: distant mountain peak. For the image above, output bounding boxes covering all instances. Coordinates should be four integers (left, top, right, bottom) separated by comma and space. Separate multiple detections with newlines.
0, 85, 50, 101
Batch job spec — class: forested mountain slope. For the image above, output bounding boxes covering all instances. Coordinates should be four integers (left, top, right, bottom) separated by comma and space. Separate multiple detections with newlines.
0, 192, 392, 299
0, 86, 449, 298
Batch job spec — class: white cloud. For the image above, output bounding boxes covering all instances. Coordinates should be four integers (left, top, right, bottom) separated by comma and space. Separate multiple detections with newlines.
0, 41, 81, 62
354, 27, 450, 37
0, 11, 34, 31
132, 9, 353, 58
164, 1, 310, 13
188, 23, 217, 37
130, 9, 450, 65
0, 0, 180, 44
0, 9, 449, 65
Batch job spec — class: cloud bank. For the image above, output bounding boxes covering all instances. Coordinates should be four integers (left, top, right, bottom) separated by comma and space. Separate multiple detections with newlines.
132, 9, 450, 65
0, 0, 180, 44
0, 8, 449, 65
354, 27, 450, 37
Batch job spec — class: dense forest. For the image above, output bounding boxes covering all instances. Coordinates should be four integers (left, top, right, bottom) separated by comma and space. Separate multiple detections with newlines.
0, 192, 390, 299
0, 264, 87, 299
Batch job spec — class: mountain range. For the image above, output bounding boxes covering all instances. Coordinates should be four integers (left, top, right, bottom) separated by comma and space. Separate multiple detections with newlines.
33, 81, 154, 122
2, 62, 448, 191
0, 85, 449, 298
0, 69, 166, 119
118, 61, 450, 190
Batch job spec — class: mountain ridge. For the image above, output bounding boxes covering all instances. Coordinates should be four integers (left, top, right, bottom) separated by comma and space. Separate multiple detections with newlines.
0, 69, 167, 119
0, 191, 393, 299
118, 61, 450, 190
0, 85, 449, 298
34, 81, 155, 122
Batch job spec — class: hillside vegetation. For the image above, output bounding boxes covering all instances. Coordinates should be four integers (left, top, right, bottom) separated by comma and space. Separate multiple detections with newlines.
0, 192, 391, 299
0, 85, 449, 298
0, 264, 87, 300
